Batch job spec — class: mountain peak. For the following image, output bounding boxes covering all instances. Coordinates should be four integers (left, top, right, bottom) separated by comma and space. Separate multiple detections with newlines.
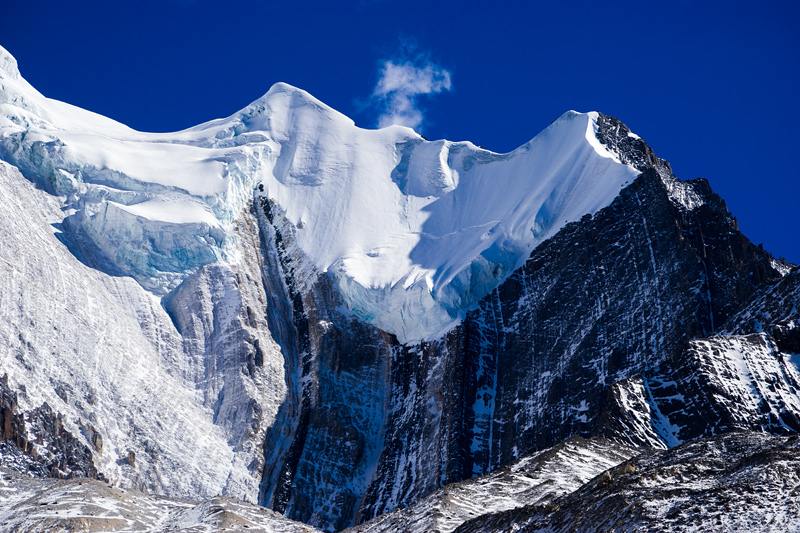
0, 45, 20, 80
0, 45, 641, 343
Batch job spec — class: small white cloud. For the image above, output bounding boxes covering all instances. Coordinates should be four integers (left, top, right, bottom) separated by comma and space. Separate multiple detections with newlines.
372, 59, 452, 130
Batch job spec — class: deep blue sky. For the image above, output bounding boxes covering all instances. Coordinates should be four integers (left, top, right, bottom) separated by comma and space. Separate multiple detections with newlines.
2, 0, 798, 263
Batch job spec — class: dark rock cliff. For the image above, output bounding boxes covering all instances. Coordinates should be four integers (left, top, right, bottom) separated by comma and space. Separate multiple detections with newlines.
595, 265, 800, 449
446, 165, 783, 469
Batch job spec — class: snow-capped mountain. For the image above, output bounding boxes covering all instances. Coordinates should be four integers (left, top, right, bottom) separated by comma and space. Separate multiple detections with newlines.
1, 43, 798, 532
0, 43, 639, 344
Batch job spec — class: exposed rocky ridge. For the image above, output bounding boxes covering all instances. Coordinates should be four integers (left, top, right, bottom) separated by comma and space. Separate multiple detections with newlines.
346, 436, 639, 533
595, 113, 664, 173
0, 375, 103, 481
452, 431, 800, 533
0, 467, 321, 532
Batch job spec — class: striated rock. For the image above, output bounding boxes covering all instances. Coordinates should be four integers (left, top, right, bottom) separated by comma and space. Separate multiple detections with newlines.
596, 263, 800, 449
723, 266, 800, 351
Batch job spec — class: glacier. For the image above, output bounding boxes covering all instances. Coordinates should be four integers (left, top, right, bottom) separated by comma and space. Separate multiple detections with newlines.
0, 44, 638, 344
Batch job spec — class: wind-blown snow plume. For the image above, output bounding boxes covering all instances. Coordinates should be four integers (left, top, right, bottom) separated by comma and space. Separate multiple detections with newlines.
372, 58, 452, 130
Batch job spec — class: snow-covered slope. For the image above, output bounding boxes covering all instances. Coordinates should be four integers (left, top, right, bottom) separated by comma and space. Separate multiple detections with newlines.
0, 467, 321, 532
0, 44, 638, 343
0, 156, 286, 501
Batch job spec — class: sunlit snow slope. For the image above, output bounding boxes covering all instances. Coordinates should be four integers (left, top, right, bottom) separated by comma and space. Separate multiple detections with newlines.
0, 45, 638, 343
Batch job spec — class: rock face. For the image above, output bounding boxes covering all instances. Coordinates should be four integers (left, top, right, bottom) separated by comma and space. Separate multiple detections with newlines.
452, 432, 800, 533
595, 265, 800, 450
724, 267, 800, 351
597, 333, 800, 449
0, 375, 103, 481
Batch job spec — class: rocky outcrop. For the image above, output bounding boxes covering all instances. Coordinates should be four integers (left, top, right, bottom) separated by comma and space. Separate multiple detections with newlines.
597, 333, 800, 448
0, 466, 321, 533
163, 207, 289, 498
453, 432, 800, 533
0, 375, 103, 481
595, 259, 800, 449
723, 267, 800, 349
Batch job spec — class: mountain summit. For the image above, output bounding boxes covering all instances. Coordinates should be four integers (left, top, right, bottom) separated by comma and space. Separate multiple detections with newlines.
0, 44, 640, 343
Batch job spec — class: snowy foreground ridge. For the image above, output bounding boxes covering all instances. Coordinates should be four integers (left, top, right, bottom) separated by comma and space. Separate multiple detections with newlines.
0, 45, 638, 343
